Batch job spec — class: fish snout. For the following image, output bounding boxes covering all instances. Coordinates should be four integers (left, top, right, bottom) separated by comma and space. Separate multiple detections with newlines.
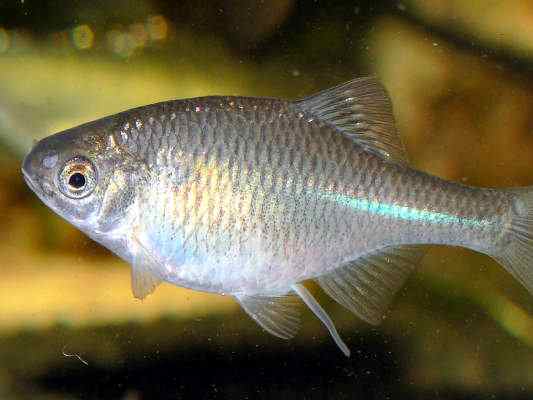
21, 147, 39, 190
21, 140, 59, 195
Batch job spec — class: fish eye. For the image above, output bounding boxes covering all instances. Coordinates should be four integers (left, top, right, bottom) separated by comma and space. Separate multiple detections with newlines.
68, 172, 86, 189
58, 157, 97, 199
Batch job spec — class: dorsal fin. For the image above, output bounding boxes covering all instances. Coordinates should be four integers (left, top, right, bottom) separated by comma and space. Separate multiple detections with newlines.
293, 76, 408, 163
316, 245, 425, 325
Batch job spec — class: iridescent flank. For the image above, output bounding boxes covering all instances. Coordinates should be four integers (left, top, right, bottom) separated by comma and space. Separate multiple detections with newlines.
318, 191, 492, 228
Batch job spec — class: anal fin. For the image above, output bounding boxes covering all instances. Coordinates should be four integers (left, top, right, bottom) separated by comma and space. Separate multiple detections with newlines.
316, 245, 425, 325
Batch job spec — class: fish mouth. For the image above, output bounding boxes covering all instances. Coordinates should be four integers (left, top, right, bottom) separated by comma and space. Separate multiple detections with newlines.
21, 150, 36, 191
21, 167, 37, 193
22, 165, 55, 203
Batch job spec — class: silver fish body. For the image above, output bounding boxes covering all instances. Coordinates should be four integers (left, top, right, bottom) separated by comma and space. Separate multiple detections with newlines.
22, 77, 533, 356
113, 97, 510, 293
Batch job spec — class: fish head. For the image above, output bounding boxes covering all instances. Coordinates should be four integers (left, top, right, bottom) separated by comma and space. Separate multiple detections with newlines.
21, 119, 137, 234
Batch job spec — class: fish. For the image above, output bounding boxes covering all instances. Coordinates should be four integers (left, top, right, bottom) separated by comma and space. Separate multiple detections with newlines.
21, 77, 533, 356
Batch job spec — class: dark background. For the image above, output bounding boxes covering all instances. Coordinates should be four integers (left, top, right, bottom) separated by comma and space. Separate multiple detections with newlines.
2, 1, 533, 399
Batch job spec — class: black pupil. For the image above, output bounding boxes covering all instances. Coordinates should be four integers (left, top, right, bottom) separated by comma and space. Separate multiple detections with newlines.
68, 172, 86, 189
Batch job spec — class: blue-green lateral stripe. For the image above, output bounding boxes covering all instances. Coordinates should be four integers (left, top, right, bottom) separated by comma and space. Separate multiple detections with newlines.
318, 191, 490, 228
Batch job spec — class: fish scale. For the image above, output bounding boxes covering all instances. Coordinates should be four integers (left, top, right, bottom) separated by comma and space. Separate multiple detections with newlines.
22, 77, 533, 356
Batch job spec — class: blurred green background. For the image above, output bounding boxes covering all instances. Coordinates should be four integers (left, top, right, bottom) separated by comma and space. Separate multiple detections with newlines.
2, 0, 533, 399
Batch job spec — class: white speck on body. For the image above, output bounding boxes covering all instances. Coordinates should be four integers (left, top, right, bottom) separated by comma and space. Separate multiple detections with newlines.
135, 119, 143, 129
42, 153, 58, 169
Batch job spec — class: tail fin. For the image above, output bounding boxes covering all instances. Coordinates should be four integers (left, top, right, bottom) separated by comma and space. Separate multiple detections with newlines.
495, 188, 533, 294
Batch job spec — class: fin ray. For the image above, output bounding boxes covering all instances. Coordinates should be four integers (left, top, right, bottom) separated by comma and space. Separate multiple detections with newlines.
131, 263, 163, 299
235, 293, 301, 340
494, 188, 533, 294
293, 76, 407, 163
130, 233, 163, 299
316, 246, 425, 325
291, 283, 350, 357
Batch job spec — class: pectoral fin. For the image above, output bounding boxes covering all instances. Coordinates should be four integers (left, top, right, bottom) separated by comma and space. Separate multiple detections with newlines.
235, 293, 301, 339
131, 262, 162, 299
316, 246, 425, 325
130, 233, 163, 300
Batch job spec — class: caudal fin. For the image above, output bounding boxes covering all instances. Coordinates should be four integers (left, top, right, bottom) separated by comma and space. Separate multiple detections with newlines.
495, 188, 533, 294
